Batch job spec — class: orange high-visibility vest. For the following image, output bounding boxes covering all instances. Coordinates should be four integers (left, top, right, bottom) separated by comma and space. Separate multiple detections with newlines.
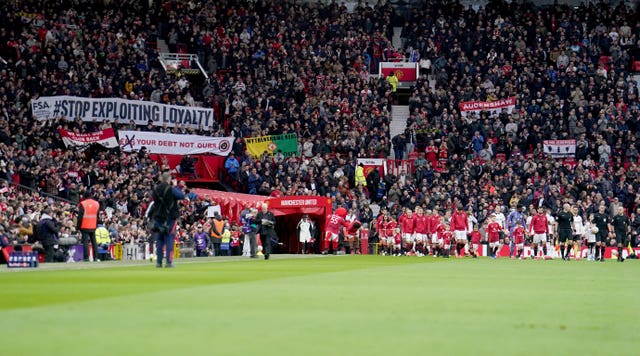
211, 219, 225, 238
79, 199, 100, 230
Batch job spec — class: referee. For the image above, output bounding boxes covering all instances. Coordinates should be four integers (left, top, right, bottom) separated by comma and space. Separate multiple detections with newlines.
555, 203, 574, 261
611, 206, 630, 262
592, 205, 609, 262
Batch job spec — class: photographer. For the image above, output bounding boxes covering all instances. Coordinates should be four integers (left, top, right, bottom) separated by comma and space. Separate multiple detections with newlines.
149, 172, 185, 268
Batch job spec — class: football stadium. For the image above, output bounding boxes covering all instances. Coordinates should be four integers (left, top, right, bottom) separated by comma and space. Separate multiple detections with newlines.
2, 0, 640, 353
1, 256, 639, 355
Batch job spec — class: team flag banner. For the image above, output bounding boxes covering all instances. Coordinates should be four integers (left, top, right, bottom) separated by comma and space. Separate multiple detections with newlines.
357, 158, 388, 177
244, 134, 299, 158
543, 140, 576, 158
118, 130, 233, 156
58, 128, 118, 148
31, 96, 216, 130
458, 97, 516, 117
379, 62, 419, 82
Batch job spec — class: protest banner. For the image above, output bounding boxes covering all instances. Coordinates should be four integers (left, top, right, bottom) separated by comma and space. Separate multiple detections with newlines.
32, 96, 215, 130
118, 130, 233, 156
58, 128, 118, 148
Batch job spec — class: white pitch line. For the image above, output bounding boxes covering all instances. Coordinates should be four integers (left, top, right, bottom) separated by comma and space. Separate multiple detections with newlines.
0, 254, 332, 273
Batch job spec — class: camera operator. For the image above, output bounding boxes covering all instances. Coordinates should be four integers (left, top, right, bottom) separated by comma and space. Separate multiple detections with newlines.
149, 172, 185, 268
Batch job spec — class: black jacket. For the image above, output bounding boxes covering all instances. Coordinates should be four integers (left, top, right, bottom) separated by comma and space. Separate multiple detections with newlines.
150, 183, 185, 221
39, 214, 60, 246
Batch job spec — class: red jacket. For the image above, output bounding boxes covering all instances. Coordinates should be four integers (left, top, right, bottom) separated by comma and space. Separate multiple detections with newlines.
400, 215, 416, 234
414, 214, 428, 234
450, 211, 469, 232
529, 214, 548, 234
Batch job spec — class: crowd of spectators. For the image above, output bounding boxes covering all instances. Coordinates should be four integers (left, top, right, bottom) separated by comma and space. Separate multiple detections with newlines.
1, 0, 640, 258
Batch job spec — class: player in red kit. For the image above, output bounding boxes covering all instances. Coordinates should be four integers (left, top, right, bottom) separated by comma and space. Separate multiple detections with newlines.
413, 207, 429, 256
382, 214, 398, 255
323, 207, 349, 254
512, 220, 526, 259
344, 219, 362, 254
399, 208, 416, 255
450, 205, 469, 258
486, 214, 503, 259
529, 207, 549, 259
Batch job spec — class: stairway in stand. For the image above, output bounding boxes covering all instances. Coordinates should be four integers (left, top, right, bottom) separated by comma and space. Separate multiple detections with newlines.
390, 105, 410, 159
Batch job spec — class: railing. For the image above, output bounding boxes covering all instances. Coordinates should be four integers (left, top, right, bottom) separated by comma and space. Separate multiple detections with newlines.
158, 52, 208, 79
0, 177, 74, 206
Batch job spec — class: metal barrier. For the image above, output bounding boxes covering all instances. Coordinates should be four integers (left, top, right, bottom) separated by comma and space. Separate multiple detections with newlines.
0, 178, 73, 206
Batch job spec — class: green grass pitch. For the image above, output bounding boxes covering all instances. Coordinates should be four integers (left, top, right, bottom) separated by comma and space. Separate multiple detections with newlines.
0, 256, 638, 355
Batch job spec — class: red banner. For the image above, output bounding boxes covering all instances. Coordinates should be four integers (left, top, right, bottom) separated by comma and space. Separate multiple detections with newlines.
459, 97, 516, 117
58, 128, 118, 148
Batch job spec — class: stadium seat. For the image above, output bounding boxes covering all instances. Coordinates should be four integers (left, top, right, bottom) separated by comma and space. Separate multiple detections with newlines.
599, 55, 611, 65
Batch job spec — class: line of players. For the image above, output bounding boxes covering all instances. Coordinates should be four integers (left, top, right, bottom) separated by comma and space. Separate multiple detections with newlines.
322, 202, 631, 262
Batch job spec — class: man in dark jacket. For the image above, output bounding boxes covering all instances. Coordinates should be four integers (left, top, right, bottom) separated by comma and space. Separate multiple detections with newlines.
39, 208, 60, 262
255, 203, 277, 260
149, 172, 185, 268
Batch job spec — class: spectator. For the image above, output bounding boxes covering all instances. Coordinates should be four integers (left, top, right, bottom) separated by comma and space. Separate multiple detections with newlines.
39, 208, 60, 263
178, 155, 197, 179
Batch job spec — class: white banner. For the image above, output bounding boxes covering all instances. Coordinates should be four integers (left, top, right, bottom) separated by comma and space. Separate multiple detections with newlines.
459, 97, 516, 117
31, 96, 215, 130
357, 158, 388, 176
118, 130, 233, 156
379, 62, 419, 81
543, 140, 576, 158
58, 128, 118, 148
